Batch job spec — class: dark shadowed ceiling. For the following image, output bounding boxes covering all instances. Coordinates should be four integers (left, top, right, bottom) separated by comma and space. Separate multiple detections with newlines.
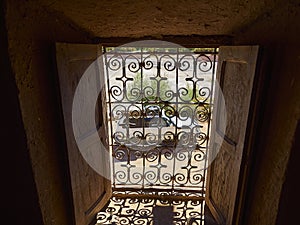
38, 0, 284, 37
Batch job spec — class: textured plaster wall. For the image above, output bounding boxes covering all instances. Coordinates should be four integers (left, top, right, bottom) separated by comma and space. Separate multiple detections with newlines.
5, 0, 300, 224
1, 1, 43, 224
234, 1, 300, 225
38, 0, 284, 38
5, 0, 92, 224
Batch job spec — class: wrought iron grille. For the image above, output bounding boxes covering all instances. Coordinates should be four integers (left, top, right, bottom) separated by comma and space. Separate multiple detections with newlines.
98, 46, 218, 225
103, 47, 218, 193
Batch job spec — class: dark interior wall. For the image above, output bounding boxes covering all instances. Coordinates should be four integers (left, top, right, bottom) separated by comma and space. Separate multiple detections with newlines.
1, 1, 43, 224
276, 120, 300, 225
4, 0, 93, 224
4, 0, 300, 224
234, 1, 300, 225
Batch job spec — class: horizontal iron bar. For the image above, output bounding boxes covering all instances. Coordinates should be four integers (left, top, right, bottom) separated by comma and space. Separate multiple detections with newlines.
112, 193, 205, 202
104, 51, 218, 55
107, 102, 213, 105
112, 187, 205, 194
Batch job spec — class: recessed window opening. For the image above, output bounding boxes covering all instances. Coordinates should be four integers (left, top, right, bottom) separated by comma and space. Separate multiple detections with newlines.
96, 46, 219, 224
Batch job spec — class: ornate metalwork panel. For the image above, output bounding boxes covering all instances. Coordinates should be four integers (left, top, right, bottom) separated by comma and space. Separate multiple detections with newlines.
103, 47, 218, 193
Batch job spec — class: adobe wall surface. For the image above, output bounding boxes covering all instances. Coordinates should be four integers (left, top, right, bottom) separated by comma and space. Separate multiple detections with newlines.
5, 1, 92, 224
5, 0, 300, 224
37, 0, 282, 38
234, 1, 300, 225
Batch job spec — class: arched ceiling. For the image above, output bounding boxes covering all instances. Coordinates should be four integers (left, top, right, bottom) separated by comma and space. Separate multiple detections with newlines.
38, 0, 284, 37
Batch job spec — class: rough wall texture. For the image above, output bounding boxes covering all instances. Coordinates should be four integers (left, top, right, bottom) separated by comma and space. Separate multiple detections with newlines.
4, 0, 300, 224
1, 1, 43, 224
38, 0, 284, 38
276, 121, 300, 225
234, 1, 300, 225
5, 0, 92, 224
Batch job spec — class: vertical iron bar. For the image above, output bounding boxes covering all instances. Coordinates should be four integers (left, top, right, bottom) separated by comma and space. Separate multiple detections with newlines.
201, 48, 218, 224
103, 47, 115, 188
171, 48, 180, 191
141, 47, 145, 189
